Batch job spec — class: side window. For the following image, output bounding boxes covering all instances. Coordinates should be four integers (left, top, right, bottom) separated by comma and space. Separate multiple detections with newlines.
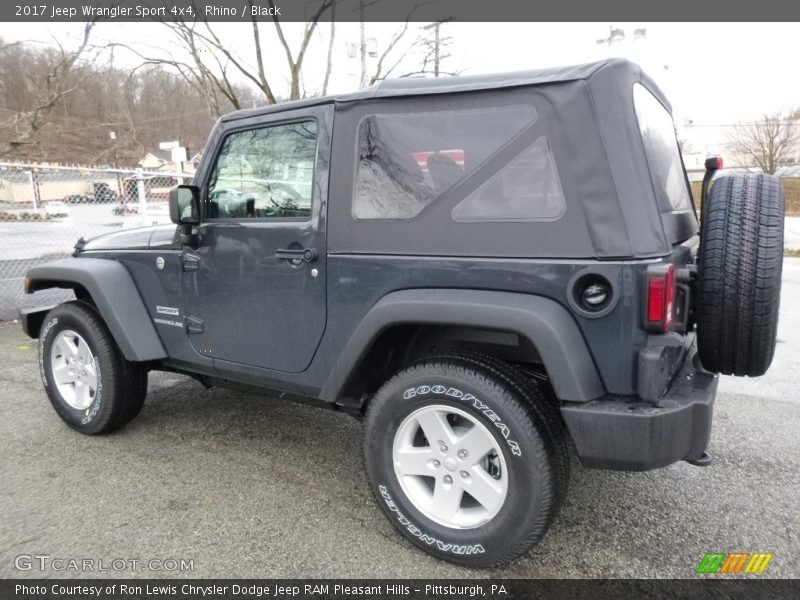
633, 84, 693, 212
206, 121, 317, 219
353, 106, 538, 220
451, 136, 565, 222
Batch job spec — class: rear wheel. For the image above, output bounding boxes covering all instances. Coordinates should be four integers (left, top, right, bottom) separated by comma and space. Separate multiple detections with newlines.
430, 352, 570, 519
364, 356, 565, 567
696, 174, 784, 376
38, 301, 148, 434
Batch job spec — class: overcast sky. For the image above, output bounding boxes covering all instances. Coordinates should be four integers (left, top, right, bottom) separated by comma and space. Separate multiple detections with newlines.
3, 21, 799, 154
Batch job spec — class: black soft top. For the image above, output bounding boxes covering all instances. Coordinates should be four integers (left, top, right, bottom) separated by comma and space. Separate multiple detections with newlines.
222, 59, 671, 121
217, 60, 694, 259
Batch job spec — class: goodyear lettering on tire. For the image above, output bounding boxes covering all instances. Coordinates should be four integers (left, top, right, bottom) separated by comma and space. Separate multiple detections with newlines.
403, 385, 521, 457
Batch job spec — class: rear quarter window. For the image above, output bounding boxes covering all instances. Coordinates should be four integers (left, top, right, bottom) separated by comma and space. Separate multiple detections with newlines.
352, 105, 565, 222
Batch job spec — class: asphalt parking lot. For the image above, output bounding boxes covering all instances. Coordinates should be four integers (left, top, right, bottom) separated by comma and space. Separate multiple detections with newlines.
1, 260, 799, 579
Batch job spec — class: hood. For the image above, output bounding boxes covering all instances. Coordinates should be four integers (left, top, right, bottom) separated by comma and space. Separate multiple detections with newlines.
79, 225, 177, 252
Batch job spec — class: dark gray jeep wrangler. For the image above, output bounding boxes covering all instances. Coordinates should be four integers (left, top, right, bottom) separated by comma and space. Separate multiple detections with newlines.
20, 59, 784, 567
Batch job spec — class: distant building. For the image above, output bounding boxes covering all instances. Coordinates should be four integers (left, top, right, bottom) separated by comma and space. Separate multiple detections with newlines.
138, 149, 200, 175
138, 150, 200, 175
138, 150, 173, 170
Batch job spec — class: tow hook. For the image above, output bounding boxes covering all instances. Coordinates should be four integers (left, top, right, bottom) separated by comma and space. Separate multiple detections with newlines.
686, 452, 713, 467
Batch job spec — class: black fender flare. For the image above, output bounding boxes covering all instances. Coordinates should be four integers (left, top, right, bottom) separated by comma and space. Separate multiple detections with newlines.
23, 258, 167, 362
320, 289, 604, 403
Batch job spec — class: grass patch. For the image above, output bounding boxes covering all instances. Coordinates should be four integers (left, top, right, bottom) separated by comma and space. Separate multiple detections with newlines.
784, 179, 800, 214
784, 248, 800, 258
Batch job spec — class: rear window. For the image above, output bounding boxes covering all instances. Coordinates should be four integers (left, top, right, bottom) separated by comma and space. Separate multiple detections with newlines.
353, 105, 565, 222
633, 84, 692, 212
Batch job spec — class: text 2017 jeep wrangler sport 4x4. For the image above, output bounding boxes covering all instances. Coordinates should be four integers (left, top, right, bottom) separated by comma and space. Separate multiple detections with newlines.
20, 59, 784, 567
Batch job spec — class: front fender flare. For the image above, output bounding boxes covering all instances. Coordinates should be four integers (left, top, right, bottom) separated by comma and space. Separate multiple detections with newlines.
321, 289, 604, 403
24, 258, 167, 362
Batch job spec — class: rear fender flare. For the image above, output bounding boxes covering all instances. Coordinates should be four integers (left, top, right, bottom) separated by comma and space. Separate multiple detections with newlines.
320, 289, 604, 403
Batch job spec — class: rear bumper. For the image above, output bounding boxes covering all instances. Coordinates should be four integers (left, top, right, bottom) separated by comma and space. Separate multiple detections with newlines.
561, 347, 717, 471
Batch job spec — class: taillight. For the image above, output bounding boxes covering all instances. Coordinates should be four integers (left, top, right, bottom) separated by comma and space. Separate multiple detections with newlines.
645, 264, 675, 332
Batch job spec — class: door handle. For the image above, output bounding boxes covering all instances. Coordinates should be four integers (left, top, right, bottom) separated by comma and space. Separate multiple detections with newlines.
275, 247, 318, 263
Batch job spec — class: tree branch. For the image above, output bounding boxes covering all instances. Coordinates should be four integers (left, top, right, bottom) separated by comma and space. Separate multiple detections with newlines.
0, 21, 95, 157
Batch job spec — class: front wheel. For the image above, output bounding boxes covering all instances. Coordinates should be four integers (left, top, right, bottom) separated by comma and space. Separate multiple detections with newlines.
364, 356, 565, 567
38, 301, 147, 434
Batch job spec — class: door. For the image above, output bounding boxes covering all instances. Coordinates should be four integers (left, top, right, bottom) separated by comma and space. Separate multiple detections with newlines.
181, 106, 331, 373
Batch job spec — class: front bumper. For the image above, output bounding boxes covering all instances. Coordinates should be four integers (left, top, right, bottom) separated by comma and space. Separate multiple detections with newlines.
560, 347, 717, 471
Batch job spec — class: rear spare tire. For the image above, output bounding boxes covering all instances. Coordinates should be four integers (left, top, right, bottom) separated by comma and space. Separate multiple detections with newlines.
696, 173, 784, 376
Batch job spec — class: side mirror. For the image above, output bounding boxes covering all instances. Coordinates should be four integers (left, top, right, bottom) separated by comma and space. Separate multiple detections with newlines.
169, 185, 200, 226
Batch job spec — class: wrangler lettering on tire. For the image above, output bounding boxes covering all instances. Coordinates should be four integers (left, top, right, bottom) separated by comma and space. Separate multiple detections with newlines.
378, 485, 486, 555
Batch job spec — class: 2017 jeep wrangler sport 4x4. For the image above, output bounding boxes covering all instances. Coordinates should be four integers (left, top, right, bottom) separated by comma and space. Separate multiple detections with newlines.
19, 59, 784, 567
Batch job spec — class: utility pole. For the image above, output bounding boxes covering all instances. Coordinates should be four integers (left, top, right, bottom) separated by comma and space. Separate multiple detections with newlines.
359, 1, 368, 88
433, 22, 440, 77
422, 21, 452, 77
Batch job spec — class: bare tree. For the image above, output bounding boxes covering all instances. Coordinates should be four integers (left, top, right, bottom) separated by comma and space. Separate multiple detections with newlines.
726, 111, 800, 174
366, 17, 415, 85
268, 0, 332, 100
398, 20, 460, 79
0, 31, 230, 164
107, 1, 333, 117
419, 21, 450, 77
0, 23, 95, 157
358, 2, 436, 87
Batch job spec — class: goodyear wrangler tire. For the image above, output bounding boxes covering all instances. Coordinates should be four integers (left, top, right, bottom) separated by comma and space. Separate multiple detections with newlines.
696, 174, 784, 376
38, 301, 147, 434
364, 356, 562, 567
429, 352, 570, 519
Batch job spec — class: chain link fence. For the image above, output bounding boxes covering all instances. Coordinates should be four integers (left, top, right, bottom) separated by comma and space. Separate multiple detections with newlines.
0, 162, 187, 319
